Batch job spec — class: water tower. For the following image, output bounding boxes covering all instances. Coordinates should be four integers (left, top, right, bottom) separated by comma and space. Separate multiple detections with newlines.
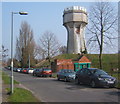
63, 6, 88, 54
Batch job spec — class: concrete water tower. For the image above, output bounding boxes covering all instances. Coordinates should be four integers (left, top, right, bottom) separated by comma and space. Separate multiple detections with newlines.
63, 6, 88, 54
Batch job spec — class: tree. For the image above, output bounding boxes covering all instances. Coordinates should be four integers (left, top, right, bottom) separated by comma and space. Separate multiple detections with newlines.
59, 46, 67, 54
2, 45, 8, 62
15, 21, 36, 67
87, 2, 117, 68
1, 45, 8, 66
39, 31, 61, 62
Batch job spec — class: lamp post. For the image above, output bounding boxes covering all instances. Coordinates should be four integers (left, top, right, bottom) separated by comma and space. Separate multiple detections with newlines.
11, 11, 28, 94
29, 54, 30, 68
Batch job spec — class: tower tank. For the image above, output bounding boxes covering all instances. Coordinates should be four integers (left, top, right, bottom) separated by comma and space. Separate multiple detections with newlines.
63, 6, 88, 54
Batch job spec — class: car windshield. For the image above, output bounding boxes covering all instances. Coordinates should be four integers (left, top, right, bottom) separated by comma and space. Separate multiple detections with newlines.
28, 68, 33, 70
43, 69, 51, 71
64, 70, 74, 73
93, 69, 108, 75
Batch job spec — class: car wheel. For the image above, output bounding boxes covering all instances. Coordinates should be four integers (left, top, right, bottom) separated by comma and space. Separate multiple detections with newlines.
57, 76, 60, 81
33, 73, 34, 76
75, 78, 80, 84
91, 80, 96, 88
64, 77, 68, 82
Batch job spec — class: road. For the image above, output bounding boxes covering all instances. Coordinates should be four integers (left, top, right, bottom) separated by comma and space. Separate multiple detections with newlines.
3, 68, 119, 103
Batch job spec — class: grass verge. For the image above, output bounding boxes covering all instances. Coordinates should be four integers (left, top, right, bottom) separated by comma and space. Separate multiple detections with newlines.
7, 88, 40, 102
2, 71, 19, 84
117, 82, 120, 89
110, 72, 120, 89
52, 73, 57, 78
2, 71, 40, 102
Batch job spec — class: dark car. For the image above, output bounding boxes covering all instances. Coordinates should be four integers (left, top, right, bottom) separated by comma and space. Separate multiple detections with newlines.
33, 68, 52, 77
75, 68, 117, 88
17, 68, 22, 72
13, 67, 18, 72
20, 68, 24, 73
57, 69, 76, 82
33, 69, 41, 76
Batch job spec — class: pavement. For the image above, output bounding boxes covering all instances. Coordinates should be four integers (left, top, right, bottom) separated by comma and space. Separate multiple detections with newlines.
2, 83, 8, 102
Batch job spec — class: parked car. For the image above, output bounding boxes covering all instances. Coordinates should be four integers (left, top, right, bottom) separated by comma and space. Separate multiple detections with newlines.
7, 66, 11, 70
22, 68, 29, 73
57, 69, 76, 82
27, 68, 34, 74
5, 66, 11, 70
33, 69, 41, 76
13, 67, 18, 72
75, 68, 117, 88
33, 68, 52, 77
20, 68, 24, 73
17, 68, 22, 72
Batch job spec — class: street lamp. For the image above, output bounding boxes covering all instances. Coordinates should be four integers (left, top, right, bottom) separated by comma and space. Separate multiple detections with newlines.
11, 11, 28, 94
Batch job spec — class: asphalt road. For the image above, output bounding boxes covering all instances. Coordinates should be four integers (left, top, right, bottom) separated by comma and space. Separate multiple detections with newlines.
3, 68, 119, 103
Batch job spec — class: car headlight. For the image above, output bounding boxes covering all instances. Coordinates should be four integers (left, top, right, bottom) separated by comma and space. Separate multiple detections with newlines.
68, 75, 75, 77
68, 75, 72, 77
98, 78, 104, 80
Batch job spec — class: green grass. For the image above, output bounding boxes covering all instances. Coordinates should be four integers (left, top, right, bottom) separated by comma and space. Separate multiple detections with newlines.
85, 54, 118, 72
117, 82, 120, 88
2, 72, 40, 102
36, 54, 118, 73
54, 54, 80, 60
7, 88, 40, 102
52, 73, 57, 78
2, 71, 19, 84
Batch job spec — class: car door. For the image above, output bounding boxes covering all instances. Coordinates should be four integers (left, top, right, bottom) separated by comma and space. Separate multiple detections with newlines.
60, 70, 65, 79
79, 69, 87, 83
57, 70, 63, 79
83, 69, 92, 84
36, 69, 40, 76
77, 69, 84, 83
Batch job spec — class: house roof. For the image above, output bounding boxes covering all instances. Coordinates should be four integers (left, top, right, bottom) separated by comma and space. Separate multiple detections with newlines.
54, 55, 91, 65
78, 55, 91, 63
55, 59, 73, 65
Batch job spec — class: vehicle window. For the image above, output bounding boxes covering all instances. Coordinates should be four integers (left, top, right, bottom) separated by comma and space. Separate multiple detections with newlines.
59, 70, 62, 72
64, 70, 68, 73
94, 69, 108, 75
36, 69, 40, 71
78, 69, 84, 74
67, 70, 74, 73
84, 69, 91, 75
43, 69, 51, 71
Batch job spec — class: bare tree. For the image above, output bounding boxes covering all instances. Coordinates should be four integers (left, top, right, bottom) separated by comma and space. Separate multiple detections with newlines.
15, 21, 36, 67
59, 46, 67, 54
39, 31, 61, 62
87, 2, 117, 68
2, 45, 8, 62
35, 45, 46, 60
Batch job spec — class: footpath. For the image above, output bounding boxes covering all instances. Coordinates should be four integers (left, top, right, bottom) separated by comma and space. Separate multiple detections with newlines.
2, 83, 9, 102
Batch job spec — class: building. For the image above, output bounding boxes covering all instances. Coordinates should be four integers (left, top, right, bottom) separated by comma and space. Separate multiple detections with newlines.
63, 6, 88, 54
51, 55, 91, 72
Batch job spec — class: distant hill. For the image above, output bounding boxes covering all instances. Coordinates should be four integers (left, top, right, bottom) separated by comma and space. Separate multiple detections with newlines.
35, 54, 118, 72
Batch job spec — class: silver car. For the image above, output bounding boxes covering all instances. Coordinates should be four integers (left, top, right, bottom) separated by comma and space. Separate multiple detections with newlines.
57, 69, 76, 82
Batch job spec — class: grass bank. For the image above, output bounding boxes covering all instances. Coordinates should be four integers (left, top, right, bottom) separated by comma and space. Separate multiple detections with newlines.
36, 54, 118, 72
7, 88, 39, 102
2, 71, 19, 84
2, 71, 40, 102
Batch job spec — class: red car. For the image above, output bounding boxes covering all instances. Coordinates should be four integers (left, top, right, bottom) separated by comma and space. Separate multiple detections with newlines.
22, 68, 29, 73
33, 68, 52, 77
